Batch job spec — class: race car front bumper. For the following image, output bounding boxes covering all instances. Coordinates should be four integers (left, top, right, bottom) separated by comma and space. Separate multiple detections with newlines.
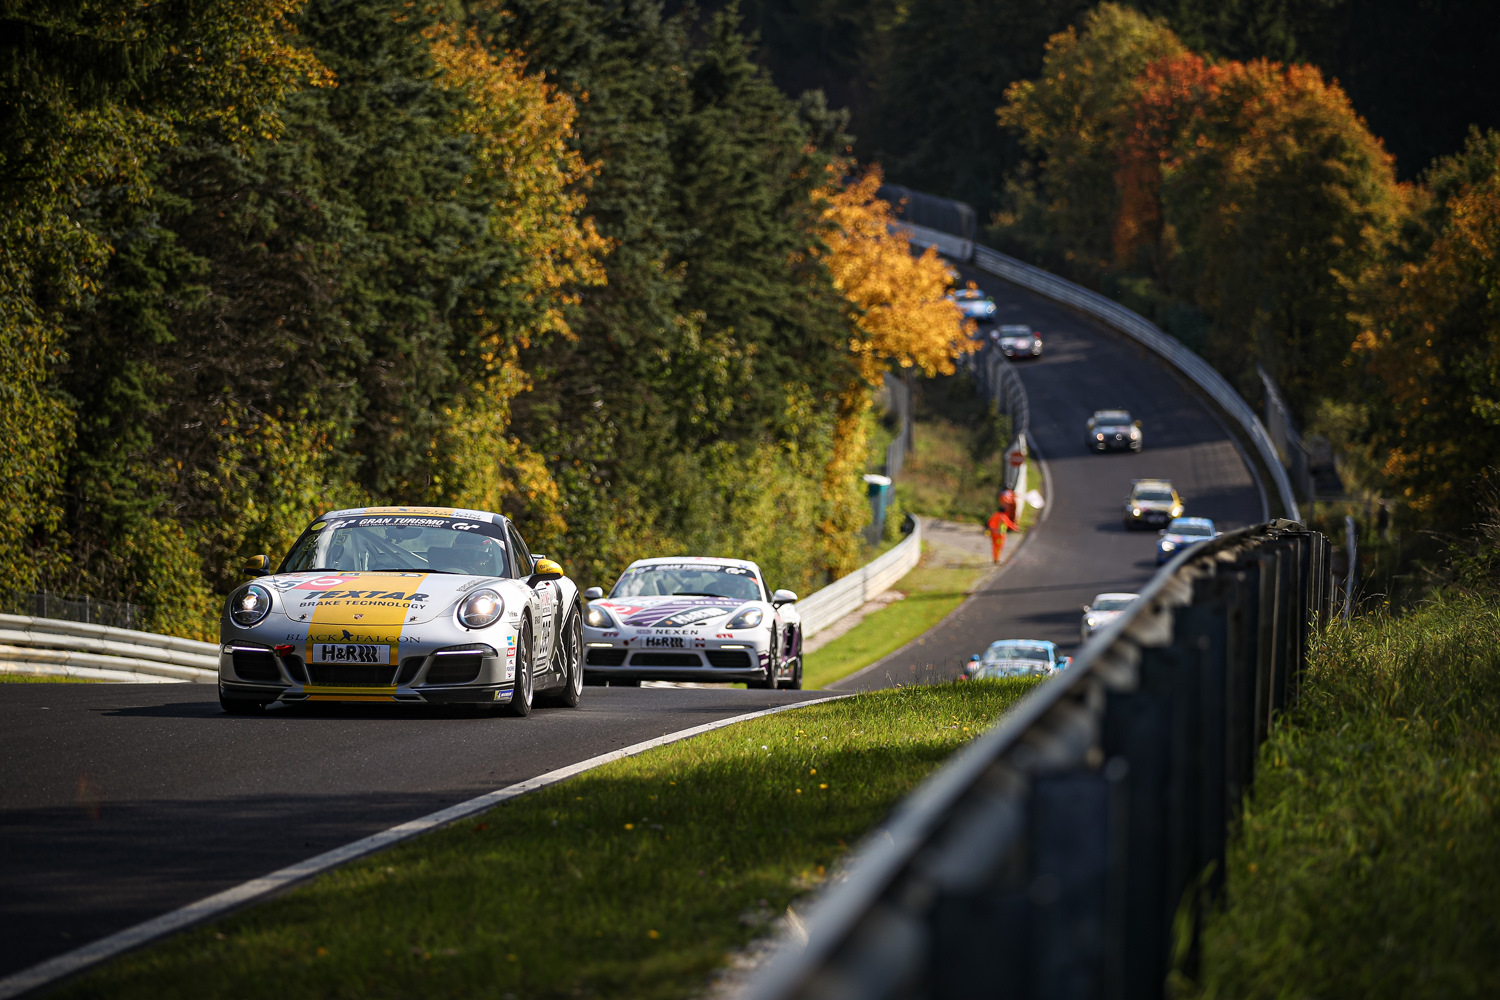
582, 643, 768, 683
218, 642, 516, 705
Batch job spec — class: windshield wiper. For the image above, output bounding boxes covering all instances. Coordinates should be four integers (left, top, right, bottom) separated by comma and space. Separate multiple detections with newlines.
672, 591, 723, 597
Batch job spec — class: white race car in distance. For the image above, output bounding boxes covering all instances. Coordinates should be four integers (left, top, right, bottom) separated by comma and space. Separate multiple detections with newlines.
581, 557, 803, 689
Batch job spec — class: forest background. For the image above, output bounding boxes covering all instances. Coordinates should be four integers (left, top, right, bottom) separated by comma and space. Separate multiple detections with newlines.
714, 0, 1500, 587
9, 0, 1500, 639
2, 0, 972, 639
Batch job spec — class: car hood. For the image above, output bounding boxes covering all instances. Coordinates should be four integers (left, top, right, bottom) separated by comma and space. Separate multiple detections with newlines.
1132, 499, 1176, 509
593, 595, 755, 628
1098, 424, 1133, 434
264, 571, 500, 626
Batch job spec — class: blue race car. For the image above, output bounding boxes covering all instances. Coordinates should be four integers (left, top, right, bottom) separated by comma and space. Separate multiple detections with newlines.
967, 638, 1070, 678
1157, 516, 1218, 564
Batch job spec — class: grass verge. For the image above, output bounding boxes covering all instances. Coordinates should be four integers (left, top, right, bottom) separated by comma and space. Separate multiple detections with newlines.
1181, 590, 1500, 998
891, 373, 1010, 525
62, 680, 1040, 1000
802, 542, 991, 690
0, 671, 107, 683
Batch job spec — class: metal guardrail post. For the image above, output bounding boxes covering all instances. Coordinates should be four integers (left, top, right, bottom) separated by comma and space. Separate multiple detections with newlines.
743, 523, 1332, 1000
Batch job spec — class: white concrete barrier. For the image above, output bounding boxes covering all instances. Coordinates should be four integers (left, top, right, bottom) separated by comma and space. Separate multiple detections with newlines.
0, 614, 218, 683
798, 518, 923, 639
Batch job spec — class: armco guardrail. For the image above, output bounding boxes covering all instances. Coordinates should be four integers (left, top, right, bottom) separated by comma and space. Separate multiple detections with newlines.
745, 519, 1332, 1000
971, 244, 1297, 522
799, 518, 923, 639
0, 613, 218, 683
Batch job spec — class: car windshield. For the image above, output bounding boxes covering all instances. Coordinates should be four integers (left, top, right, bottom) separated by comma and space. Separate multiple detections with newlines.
985, 643, 1051, 662
281, 515, 509, 576
1134, 489, 1174, 502
999, 325, 1031, 336
1095, 411, 1131, 424
1172, 521, 1215, 537
1094, 596, 1136, 611
611, 563, 764, 602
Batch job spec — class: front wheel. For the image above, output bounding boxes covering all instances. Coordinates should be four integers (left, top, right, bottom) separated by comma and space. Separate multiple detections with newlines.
778, 656, 803, 691
541, 605, 583, 708
504, 617, 535, 717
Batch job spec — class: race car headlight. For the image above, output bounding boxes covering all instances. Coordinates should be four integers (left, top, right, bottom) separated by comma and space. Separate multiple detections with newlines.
1130, 427, 1141, 438
230, 584, 273, 628
1131, 507, 1142, 516
585, 603, 615, 629
1160, 541, 1177, 552
1171, 505, 1184, 517
1096, 432, 1105, 440
458, 589, 504, 629
726, 607, 763, 630
1085, 615, 1099, 628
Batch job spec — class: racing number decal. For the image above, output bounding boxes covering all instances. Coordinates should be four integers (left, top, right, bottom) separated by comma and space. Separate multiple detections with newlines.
534, 582, 558, 663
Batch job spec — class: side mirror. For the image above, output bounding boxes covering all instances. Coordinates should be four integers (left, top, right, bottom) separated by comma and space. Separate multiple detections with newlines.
771, 589, 798, 606
244, 554, 271, 577
527, 558, 564, 587
583, 586, 604, 601
1080, 604, 1091, 613
1158, 529, 1167, 536
532, 553, 548, 563
1133, 420, 1142, 428
1062, 656, 1073, 670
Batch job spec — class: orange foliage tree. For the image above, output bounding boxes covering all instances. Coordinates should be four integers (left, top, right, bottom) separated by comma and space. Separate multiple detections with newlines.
1354, 133, 1500, 524
812, 162, 973, 574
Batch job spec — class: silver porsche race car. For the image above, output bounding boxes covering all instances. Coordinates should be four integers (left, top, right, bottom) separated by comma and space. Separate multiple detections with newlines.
218, 506, 583, 716
581, 556, 803, 689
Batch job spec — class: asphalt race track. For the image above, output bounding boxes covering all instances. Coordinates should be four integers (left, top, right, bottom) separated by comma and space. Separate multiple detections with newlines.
834, 268, 1265, 692
0, 685, 825, 979
0, 268, 1265, 984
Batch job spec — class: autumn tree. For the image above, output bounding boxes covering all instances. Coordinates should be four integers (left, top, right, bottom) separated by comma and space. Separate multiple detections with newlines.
1354, 130, 1500, 527
813, 163, 972, 572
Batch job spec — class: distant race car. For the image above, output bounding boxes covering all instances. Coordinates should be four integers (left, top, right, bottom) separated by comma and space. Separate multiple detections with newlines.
581, 557, 803, 689
1081, 592, 1139, 643
950, 287, 998, 325
968, 639, 1070, 679
1157, 516, 1218, 564
1123, 478, 1183, 530
1086, 409, 1142, 452
219, 506, 583, 716
995, 324, 1042, 359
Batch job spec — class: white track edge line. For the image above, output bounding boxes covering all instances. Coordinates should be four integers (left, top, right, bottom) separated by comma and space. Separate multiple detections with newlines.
0, 694, 847, 999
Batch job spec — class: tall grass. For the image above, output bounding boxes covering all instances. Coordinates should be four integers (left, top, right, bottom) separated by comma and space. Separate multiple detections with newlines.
1187, 592, 1500, 998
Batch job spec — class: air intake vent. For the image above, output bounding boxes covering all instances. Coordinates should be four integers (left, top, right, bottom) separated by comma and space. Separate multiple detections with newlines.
586, 649, 627, 666
307, 664, 397, 686
629, 652, 701, 667
396, 657, 425, 685
705, 650, 752, 669
232, 649, 279, 682
425, 655, 482, 686
283, 655, 309, 685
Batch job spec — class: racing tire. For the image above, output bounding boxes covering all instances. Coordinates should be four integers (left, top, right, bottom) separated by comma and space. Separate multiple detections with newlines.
748, 632, 779, 690
541, 604, 584, 708
778, 656, 803, 691
504, 617, 535, 717
219, 693, 267, 715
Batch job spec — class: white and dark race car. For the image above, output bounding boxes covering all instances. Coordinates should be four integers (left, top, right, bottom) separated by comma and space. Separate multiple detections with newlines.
994, 324, 1043, 359
581, 556, 803, 689
218, 506, 583, 716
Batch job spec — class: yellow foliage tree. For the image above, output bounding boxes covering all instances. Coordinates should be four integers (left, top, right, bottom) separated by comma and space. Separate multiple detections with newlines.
421, 24, 609, 554
813, 163, 974, 576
